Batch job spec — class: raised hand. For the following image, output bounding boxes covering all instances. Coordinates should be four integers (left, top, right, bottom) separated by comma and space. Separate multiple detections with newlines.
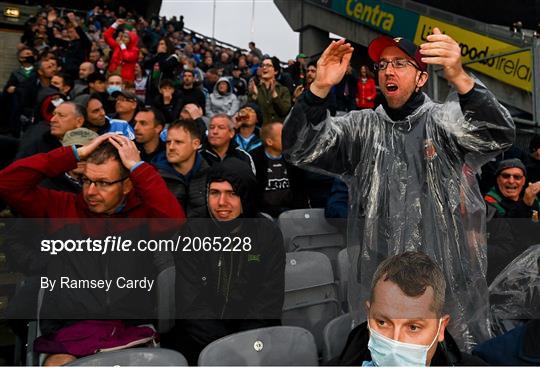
183, 103, 203, 120
66, 12, 78, 26
293, 85, 304, 101
47, 9, 57, 24
248, 78, 258, 98
108, 134, 141, 171
419, 27, 474, 94
310, 39, 354, 98
524, 181, 540, 207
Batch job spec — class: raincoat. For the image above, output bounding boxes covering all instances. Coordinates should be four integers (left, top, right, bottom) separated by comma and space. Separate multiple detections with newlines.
103, 26, 140, 83
282, 82, 515, 350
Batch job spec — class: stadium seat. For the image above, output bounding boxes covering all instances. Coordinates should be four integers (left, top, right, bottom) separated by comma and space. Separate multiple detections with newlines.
278, 208, 345, 273
26, 285, 44, 366
336, 248, 350, 311
156, 266, 175, 333
65, 348, 188, 366
322, 313, 353, 362
197, 326, 318, 366
282, 251, 341, 353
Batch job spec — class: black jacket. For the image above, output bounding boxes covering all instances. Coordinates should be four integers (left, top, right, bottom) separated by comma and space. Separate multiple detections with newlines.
177, 84, 206, 113
152, 93, 183, 124
484, 186, 540, 283
250, 146, 308, 217
144, 53, 180, 104
328, 322, 487, 366
201, 141, 256, 175
46, 26, 91, 79
171, 158, 285, 364
3, 67, 37, 114
155, 152, 210, 218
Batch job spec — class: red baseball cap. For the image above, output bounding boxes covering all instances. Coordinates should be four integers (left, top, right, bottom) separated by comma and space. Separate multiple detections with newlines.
368, 36, 427, 71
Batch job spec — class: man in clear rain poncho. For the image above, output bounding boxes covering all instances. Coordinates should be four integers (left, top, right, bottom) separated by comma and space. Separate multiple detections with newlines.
282, 28, 515, 350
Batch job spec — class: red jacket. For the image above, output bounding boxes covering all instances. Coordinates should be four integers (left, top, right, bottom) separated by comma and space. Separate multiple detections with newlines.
103, 26, 139, 83
0, 147, 185, 321
355, 77, 377, 109
0, 146, 185, 221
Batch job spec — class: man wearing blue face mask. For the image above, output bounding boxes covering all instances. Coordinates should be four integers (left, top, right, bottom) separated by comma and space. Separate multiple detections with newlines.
329, 251, 486, 366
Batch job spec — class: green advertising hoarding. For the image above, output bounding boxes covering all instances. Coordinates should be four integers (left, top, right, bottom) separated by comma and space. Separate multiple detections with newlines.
307, 0, 531, 91
308, 0, 420, 40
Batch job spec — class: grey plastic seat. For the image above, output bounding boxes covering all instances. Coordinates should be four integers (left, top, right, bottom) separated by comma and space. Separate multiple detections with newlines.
282, 251, 340, 353
322, 313, 353, 362
336, 248, 350, 311
278, 208, 345, 272
156, 266, 175, 333
66, 348, 188, 366
197, 326, 318, 366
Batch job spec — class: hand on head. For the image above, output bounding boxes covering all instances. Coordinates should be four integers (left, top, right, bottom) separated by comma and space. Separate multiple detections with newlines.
107, 134, 141, 170
77, 133, 141, 170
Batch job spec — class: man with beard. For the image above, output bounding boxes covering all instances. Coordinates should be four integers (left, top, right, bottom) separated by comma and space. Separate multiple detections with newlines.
178, 69, 206, 113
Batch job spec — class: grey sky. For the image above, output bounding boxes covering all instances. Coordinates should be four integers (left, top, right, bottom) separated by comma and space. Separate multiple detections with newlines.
160, 0, 299, 62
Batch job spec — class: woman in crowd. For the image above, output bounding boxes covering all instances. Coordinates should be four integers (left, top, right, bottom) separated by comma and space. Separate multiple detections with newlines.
355, 64, 377, 110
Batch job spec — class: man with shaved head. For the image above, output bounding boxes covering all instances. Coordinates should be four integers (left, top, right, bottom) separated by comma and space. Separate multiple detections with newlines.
71, 62, 95, 97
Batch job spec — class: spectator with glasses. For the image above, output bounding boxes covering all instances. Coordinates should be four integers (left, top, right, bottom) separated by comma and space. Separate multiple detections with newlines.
484, 159, 540, 282
248, 56, 291, 124
0, 132, 184, 218
485, 159, 540, 219
111, 90, 141, 126
0, 133, 184, 365
282, 29, 515, 347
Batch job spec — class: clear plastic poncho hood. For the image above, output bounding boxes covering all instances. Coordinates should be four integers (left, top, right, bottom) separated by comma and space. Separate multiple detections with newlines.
283, 82, 515, 351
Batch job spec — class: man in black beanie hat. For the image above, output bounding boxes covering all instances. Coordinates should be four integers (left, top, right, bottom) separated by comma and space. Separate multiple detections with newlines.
169, 158, 285, 364
485, 158, 540, 219
484, 158, 540, 282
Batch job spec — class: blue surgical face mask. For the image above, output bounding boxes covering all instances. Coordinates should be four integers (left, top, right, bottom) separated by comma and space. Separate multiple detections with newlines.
107, 85, 122, 95
367, 318, 442, 366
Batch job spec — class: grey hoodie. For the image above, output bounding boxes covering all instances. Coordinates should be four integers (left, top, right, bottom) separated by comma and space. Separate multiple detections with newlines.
206, 77, 240, 117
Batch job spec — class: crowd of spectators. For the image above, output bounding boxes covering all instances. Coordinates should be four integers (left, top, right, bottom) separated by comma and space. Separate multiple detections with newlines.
0, 4, 320, 365
0, 4, 329, 213
0, 2, 538, 366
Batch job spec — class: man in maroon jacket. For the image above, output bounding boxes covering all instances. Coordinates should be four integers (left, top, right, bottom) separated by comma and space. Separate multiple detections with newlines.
0, 133, 184, 219
0, 133, 185, 365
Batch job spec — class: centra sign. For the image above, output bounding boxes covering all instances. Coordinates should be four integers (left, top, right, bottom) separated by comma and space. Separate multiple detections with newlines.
321, 0, 420, 40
